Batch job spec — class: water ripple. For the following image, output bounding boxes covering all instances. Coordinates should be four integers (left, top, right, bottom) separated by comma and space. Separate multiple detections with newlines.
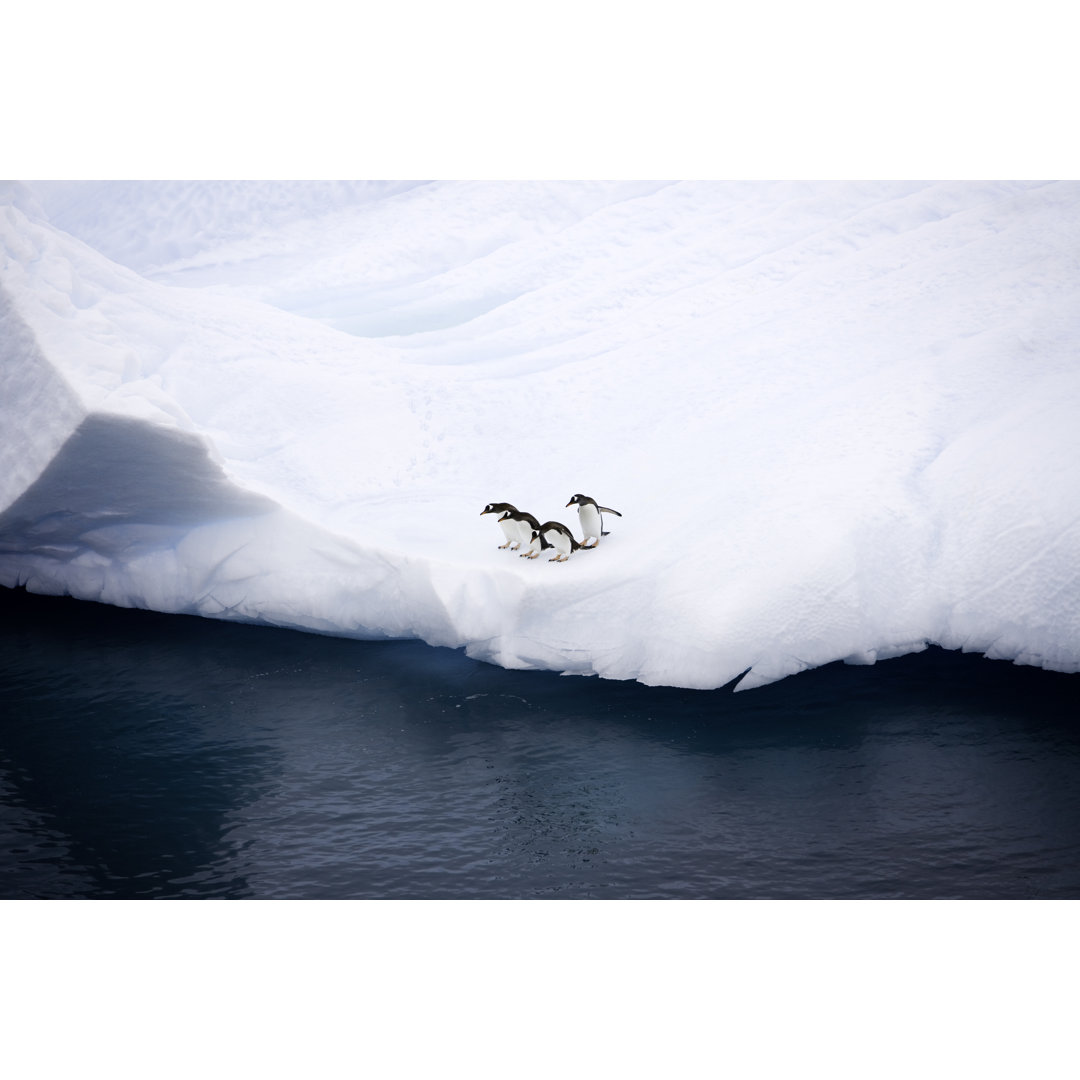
2, 589, 1079, 898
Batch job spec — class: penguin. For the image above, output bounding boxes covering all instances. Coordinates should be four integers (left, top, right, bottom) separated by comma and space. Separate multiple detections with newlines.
529, 520, 580, 562
499, 508, 542, 552
565, 494, 622, 548
519, 530, 544, 559
480, 502, 520, 549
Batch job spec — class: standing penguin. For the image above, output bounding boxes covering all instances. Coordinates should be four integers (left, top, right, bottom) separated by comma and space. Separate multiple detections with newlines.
480, 502, 521, 549
565, 494, 622, 548
499, 508, 542, 552
529, 520, 580, 562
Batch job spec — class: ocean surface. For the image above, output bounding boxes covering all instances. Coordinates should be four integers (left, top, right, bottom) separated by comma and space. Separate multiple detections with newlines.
2, 586, 1078, 900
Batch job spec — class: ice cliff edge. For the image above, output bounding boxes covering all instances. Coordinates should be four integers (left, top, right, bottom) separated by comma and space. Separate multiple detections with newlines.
4, 181, 1080, 689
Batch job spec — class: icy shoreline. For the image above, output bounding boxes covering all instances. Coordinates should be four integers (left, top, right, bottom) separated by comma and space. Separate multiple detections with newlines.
3, 180, 1080, 689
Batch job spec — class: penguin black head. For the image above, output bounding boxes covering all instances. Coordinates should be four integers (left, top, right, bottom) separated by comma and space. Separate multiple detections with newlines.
565, 494, 596, 509
481, 501, 517, 517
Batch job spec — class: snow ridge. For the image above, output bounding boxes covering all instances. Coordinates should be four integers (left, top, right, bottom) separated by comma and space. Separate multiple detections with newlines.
3, 181, 1080, 690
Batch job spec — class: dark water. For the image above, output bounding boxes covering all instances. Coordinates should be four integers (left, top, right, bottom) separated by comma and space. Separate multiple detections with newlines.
2, 587, 1078, 899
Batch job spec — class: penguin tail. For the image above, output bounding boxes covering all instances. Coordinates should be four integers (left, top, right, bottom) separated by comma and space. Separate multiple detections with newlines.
599, 507, 622, 517
601, 530, 610, 536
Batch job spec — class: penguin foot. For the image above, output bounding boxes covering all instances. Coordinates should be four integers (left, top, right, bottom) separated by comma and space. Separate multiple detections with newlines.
498, 542, 511, 549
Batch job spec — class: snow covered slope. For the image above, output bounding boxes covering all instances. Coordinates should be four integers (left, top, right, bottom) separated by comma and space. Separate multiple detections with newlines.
3, 180, 1080, 689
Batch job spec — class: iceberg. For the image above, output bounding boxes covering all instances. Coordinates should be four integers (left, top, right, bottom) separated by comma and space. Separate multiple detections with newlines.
3, 179, 1080, 690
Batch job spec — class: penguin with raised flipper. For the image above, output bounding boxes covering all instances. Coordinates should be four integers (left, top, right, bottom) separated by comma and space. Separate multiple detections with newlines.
565, 494, 622, 548
529, 520, 580, 562
499, 508, 541, 552
481, 502, 520, 549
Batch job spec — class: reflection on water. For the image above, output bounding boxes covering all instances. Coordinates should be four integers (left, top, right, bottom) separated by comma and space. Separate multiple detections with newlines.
2, 587, 1078, 899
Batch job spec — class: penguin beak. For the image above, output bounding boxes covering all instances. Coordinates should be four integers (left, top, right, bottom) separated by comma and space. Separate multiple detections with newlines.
565, 500, 573, 507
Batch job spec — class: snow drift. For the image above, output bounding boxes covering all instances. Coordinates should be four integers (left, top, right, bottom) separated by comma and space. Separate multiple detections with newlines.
3, 179, 1080, 690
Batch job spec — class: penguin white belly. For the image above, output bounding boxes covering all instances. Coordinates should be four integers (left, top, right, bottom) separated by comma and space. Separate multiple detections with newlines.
544, 527, 572, 557
578, 504, 603, 543
497, 518, 517, 547
512, 519, 534, 548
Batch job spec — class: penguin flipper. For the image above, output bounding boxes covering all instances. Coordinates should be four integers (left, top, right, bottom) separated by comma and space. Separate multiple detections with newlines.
599, 507, 622, 517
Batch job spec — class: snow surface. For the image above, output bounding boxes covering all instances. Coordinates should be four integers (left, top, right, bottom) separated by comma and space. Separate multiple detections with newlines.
3, 179, 1080, 690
